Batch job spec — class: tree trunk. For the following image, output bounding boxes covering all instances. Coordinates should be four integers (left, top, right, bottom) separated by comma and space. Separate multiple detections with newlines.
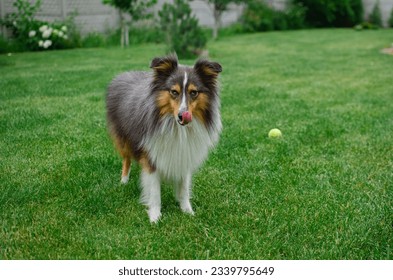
119, 9, 124, 47
124, 24, 129, 47
212, 5, 221, 40
118, 9, 129, 47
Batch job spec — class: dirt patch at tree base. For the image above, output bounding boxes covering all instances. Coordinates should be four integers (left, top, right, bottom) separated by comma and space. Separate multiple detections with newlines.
381, 48, 393, 55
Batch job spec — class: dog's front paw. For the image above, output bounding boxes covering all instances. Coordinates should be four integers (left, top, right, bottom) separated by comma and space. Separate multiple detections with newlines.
180, 201, 194, 215
148, 207, 161, 223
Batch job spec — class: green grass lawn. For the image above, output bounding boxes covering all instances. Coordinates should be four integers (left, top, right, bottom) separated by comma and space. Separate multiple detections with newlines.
1, 29, 392, 260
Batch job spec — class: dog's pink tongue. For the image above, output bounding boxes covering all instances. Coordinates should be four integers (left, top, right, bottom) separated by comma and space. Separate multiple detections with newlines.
182, 111, 192, 124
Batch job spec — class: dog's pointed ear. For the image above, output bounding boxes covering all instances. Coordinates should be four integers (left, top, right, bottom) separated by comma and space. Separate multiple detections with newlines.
194, 59, 222, 88
194, 59, 222, 76
150, 54, 178, 78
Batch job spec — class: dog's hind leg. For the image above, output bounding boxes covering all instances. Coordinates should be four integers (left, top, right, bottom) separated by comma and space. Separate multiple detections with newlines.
121, 158, 131, 184
176, 173, 194, 215
116, 139, 132, 184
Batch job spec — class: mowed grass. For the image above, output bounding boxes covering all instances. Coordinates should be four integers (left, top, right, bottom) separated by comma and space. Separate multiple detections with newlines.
0, 29, 392, 259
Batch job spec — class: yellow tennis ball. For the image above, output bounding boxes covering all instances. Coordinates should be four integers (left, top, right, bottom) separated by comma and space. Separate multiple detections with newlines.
268, 128, 282, 138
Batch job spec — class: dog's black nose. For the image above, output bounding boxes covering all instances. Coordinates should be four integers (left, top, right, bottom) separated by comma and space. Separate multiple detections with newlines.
178, 112, 183, 122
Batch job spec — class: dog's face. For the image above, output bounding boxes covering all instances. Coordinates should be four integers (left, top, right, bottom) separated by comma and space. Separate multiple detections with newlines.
151, 54, 222, 126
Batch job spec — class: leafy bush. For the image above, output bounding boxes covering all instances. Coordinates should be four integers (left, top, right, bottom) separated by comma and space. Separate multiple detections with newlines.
77, 26, 162, 49
242, 1, 276, 32
354, 21, 379, 31
0, 0, 76, 51
272, 10, 289, 31
241, 0, 306, 32
81, 32, 107, 48
286, 2, 307, 29
292, 0, 363, 27
368, 0, 383, 27
127, 26, 163, 44
218, 23, 245, 37
158, 0, 207, 58
0, 0, 41, 39
0, 35, 13, 53
61, 11, 82, 48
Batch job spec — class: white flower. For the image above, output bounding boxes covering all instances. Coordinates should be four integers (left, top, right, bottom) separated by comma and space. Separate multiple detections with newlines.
39, 25, 48, 32
63, 35, 68, 40
29, 30, 36, 37
53, 29, 59, 36
61, 26, 67, 32
43, 40, 52, 49
58, 31, 64, 38
13, 21, 17, 27
38, 40, 44, 47
42, 28, 52, 39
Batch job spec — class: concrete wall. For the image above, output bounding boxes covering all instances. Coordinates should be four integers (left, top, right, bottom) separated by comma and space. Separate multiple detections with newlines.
186, 0, 243, 27
0, 0, 119, 35
363, 0, 393, 25
0, 0, 243, 35
1, 0, 393, 36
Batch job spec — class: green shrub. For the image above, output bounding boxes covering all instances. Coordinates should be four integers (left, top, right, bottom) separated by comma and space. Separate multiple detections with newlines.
353, 21, 379, 31
218, 23, 245, 37
242, 1, 275, 32
273, 10, 288, 31
104, 26, 162, 46
79, 26, 162, 48
0, 0, 79, 51
128, 26, 163, 44
286, 2, 307, 29
158, 0, 207, 58
61, 11, 82, 48
0, 35, 12, 53
241, 0, 306, 32
369, 0, 383, 27
292, 0, 363, 27
82, 32, 107, 48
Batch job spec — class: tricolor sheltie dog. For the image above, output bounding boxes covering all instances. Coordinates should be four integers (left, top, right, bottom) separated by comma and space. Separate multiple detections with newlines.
106, 54, 222, 223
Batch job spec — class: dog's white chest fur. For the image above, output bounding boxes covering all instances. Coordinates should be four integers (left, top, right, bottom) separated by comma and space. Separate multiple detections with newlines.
143, 117, 219, 182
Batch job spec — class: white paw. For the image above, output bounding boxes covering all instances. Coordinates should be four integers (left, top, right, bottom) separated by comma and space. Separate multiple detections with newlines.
148, 207, 161, 223
180, 201, 195, 215
121, 175, 129, 184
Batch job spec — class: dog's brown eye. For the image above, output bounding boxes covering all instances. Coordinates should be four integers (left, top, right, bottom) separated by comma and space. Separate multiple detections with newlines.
190, 90, 199, 99
170, 90, 179, 98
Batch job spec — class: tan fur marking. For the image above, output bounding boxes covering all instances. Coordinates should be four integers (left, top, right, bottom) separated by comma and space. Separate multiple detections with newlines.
153, 61, 175, 72
110, 132, 133, 178
111, 131, 132, 158
157, 87, 181, 119
139, 151, 155, 173
111, 130, 156, 177
190, 92, 209, 125
122, 158, 131, 177
173, 102, 180, 119
188, 84, 198, 93
157, 90, 173, 116
171, 84, 181, 94
201, 66, 218, 77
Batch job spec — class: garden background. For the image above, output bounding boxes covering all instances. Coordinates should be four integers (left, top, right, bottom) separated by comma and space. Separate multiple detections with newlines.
0, 0, 392, 260
1, 0, 393, 36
